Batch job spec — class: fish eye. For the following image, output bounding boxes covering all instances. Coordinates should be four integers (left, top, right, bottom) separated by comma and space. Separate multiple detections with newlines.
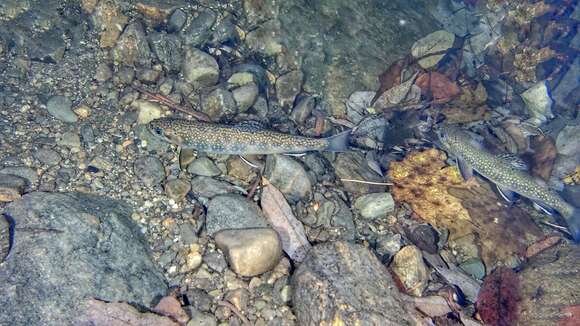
154, 127, 163, 135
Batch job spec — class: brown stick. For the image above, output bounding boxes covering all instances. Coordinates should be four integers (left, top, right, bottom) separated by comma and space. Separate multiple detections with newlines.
132, 85, 212, 122
217, 300, 251, 325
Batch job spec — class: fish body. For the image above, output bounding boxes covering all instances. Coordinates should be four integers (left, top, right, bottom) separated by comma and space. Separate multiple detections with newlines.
147, 118, 351, 155
438, 125, 580, 242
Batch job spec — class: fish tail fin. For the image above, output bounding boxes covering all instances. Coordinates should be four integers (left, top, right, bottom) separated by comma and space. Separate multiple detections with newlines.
325, 130, 352, 152
565, 208, 580, 243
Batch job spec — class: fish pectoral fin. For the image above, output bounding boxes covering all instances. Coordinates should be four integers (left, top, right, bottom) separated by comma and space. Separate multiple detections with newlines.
532, 201, 556, 216
496, 185, 517, 203
457, 159, 474, 181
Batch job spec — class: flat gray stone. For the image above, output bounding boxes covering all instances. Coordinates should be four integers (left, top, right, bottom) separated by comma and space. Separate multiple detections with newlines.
46, 95, 77, 123
0, 192, 168, 326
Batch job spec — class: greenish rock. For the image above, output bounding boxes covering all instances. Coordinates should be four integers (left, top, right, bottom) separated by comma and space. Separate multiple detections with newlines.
46, 95, 77, 123
354, 192, 395, 220
0, 192, 168, 326
187, 157, 221, 177
232, 83, 259, 112
190, 176, 241, 199
33, 148, 61, 166
459, 258, 486, 281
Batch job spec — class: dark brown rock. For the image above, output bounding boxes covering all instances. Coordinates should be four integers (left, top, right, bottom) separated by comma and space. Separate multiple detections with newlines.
291, 241, 413, 325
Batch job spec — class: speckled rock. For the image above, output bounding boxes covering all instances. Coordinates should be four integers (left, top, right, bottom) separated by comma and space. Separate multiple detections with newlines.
292, 241, 413, 325
113, 22, 151, 67
182, 48, 219, 89
391, 245, 429, 296
0, 192, 168, 326
149, 32, 183, 73
200, 88, 237, 121
205, 194, 267, 235
334, 152, 386, 195
264, 155, 312, 202
134, 156, 165, 186
46, 95, 77, 123
518, 244, 580, 326
214, 228, 282, 277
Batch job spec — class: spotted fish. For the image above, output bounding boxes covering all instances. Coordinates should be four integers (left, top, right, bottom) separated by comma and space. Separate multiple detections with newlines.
438, 125, 580, 242
147, 118, 351, 155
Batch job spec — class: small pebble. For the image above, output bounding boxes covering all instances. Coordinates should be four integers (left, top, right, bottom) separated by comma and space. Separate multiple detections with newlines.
353, 192, 395, 220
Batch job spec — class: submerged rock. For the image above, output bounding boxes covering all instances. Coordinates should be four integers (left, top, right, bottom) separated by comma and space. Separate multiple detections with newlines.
292, 241, 413, 325
214, 228, 282, 277
411, 30, 455, 69
205, 194, 267, 235
182, 48, 219, 89
391, 245, 430, 296
518, 244, 580, 326
46, 95, 77, 123
354, 192, 395, 220
0, 192, 168, 326
264, 155, 312, 202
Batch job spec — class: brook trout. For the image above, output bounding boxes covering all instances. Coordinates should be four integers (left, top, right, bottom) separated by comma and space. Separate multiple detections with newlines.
438, 125, 580, 242
147, 118, 351, 155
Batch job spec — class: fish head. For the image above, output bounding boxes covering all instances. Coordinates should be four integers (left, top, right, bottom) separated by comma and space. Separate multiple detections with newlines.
437, 125, 465, 153
147, 118, 184, 145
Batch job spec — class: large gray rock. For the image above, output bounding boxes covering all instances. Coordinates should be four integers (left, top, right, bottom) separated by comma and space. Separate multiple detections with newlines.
0, 192, 168, 326
205, 194, 267, 236
292, 241, 413, 325
244, 0, 438, 115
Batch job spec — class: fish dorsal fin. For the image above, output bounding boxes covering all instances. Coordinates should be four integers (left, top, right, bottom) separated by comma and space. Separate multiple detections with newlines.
235, 120, 267, 132
496, 153, 529, 171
